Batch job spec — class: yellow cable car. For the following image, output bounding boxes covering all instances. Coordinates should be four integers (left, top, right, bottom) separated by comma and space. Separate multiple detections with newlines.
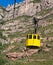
26, 34, 41, 47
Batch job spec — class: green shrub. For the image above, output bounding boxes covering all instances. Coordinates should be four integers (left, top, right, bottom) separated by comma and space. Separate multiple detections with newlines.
0, 32, 6, 40
0, 21, 5, 25
0, 42, 2, 50
0, 56, 8, 65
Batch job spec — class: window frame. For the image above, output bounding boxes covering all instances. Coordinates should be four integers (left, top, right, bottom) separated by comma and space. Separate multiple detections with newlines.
29, 35, 32, 39
33, 35, 36, 39
38, 35, 40, 39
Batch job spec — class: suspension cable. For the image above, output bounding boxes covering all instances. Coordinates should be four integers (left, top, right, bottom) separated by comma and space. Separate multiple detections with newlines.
13, 0, 16, 18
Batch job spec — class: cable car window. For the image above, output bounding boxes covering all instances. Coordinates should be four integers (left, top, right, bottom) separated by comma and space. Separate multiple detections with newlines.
33, 35, 36, 39
29, 35, 32, 39
38, 36, 40, 39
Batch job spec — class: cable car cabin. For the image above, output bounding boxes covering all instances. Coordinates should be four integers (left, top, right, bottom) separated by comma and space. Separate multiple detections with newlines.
26, 34, 41, 47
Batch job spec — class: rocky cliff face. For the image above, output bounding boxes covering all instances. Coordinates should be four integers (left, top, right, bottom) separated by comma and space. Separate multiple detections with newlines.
0, 0, 53, 45
4, 0, 53, 20
0, 0, 53, 21
5, 1, 41, 20
41, 0, 53, 9
0, 10, 53, 44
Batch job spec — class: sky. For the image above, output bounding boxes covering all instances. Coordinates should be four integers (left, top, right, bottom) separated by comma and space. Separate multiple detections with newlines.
0, 0, 24, 8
